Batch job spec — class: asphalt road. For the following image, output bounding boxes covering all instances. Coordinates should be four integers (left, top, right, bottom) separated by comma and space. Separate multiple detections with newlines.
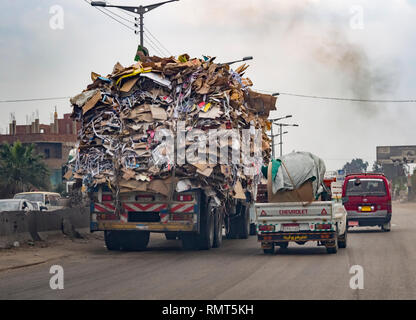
1, 202, 415, 300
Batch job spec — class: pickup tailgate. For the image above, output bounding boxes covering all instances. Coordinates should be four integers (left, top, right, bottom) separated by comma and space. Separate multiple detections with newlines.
255, 201, 337, 240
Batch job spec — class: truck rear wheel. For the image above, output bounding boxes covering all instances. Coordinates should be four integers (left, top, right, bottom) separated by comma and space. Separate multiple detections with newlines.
104, 230, 121, 251
239, 205, 250, 239
119, 231, 150, 251
197, 199, 215, 250
165, 233, 177, 240
181, 233, 197, 250
213, 209, 223, 248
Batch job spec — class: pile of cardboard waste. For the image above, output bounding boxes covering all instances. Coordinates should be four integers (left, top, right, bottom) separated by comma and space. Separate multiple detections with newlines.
69, 54, 277, 201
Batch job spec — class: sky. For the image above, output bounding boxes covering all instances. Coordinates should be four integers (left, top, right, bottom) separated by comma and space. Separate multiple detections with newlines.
0, 0, 415, 170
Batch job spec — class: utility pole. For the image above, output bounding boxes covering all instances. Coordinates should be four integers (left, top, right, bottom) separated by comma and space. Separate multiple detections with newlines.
91, 0, 179, 56
268, 114, 298, 158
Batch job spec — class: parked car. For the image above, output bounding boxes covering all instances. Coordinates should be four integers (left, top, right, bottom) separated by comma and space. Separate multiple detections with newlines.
342, 173, 392, 231
13, 192, 63, 211
0, 199, 35, 212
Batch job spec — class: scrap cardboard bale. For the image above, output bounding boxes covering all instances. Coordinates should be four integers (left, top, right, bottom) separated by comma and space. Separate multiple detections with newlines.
69, 55, 277, 201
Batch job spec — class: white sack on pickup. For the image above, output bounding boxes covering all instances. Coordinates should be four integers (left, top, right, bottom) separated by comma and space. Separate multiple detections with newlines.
271, 151, 326, 197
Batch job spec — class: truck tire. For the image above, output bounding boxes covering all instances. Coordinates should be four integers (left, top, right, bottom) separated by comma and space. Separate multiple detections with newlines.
213, 209, 223, 248
197, 200, 215, 250
104, 230, 121, 251
249, 223, 257, 236
239, 205, 250, 239
119, 231, 150, 251
278, 242, 289, 249
181, 233, 197, 250
338, 230, 348, 249
165, 233, 177, 240
263, 243, 275, 254
382, 221, 391, 232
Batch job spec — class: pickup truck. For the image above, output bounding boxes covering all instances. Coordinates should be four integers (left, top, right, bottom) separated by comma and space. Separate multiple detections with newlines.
255, 200, 348, 254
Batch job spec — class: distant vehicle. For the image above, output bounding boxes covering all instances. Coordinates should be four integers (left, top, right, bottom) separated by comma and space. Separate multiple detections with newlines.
13, 192, 63, 211
342, 173, 392, 231
0, 199, 34, 212
29, 201, 48, 211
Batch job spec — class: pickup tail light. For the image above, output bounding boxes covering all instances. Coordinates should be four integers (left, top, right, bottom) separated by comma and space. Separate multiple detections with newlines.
177, 195, 193, 202
259, 225, 275, 232
102, 194, 112, 201
315, 223, 332, 230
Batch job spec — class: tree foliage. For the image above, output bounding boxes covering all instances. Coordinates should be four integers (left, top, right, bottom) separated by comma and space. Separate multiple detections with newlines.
342, 158, 369, 175
0, 141, 50, 197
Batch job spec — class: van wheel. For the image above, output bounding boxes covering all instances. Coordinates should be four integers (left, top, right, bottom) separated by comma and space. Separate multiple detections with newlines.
213, 209, 223, 248
382, 221, 391, 232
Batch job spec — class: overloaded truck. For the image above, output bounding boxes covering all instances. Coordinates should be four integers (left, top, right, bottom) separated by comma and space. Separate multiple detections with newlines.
255, 152, 348, 254
68, 54, 277, 251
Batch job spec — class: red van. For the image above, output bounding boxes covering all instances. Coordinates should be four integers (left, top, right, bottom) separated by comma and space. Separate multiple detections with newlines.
342, 173, 392, 231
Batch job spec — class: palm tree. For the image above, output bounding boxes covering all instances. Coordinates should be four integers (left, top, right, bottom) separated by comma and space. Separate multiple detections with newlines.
0, 141, 50, 197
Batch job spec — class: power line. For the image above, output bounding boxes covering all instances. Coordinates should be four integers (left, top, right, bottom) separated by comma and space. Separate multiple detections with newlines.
143, 33, 166, 56
256, 89, 416, 103
144, 26, 172, 56
0, 97, 70, 103
84, 0, 135, 32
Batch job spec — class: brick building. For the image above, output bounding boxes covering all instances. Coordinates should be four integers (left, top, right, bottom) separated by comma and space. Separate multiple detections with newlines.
1, 111, 80, 188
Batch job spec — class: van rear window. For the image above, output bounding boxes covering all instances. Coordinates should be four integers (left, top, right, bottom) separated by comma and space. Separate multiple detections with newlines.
345, 178, 387, 196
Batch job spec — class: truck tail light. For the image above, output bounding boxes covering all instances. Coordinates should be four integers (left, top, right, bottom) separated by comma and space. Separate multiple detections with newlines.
170, 214, 193, 221
315, 223, 331, 230
259, 225, 275, 232
177, 195, 193, 202
97, 213, 118, 220
102, 194, 112, 201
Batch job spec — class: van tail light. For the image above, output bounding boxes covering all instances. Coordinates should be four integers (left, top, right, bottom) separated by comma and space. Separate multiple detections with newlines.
102, 194, 112, 201
177, 195, 193, 202
259, 225, 275, 232
315, 223, 332, 230
387, 203, 392, 214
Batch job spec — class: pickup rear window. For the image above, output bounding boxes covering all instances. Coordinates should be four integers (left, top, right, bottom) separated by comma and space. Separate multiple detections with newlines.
345, 178, 387, 196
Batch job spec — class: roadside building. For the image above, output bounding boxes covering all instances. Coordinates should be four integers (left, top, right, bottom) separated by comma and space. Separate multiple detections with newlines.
0, 110, 80, 188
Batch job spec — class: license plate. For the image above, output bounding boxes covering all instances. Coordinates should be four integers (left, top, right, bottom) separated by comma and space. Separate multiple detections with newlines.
361, 206, 372, 212
282, 224, 300, 232
348, 221, 359, 227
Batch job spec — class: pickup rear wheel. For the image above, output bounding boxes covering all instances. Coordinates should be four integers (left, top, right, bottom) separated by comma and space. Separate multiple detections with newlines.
263, 243, 275, 254
338, 230, 348, 249
326, 236, 338, 254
